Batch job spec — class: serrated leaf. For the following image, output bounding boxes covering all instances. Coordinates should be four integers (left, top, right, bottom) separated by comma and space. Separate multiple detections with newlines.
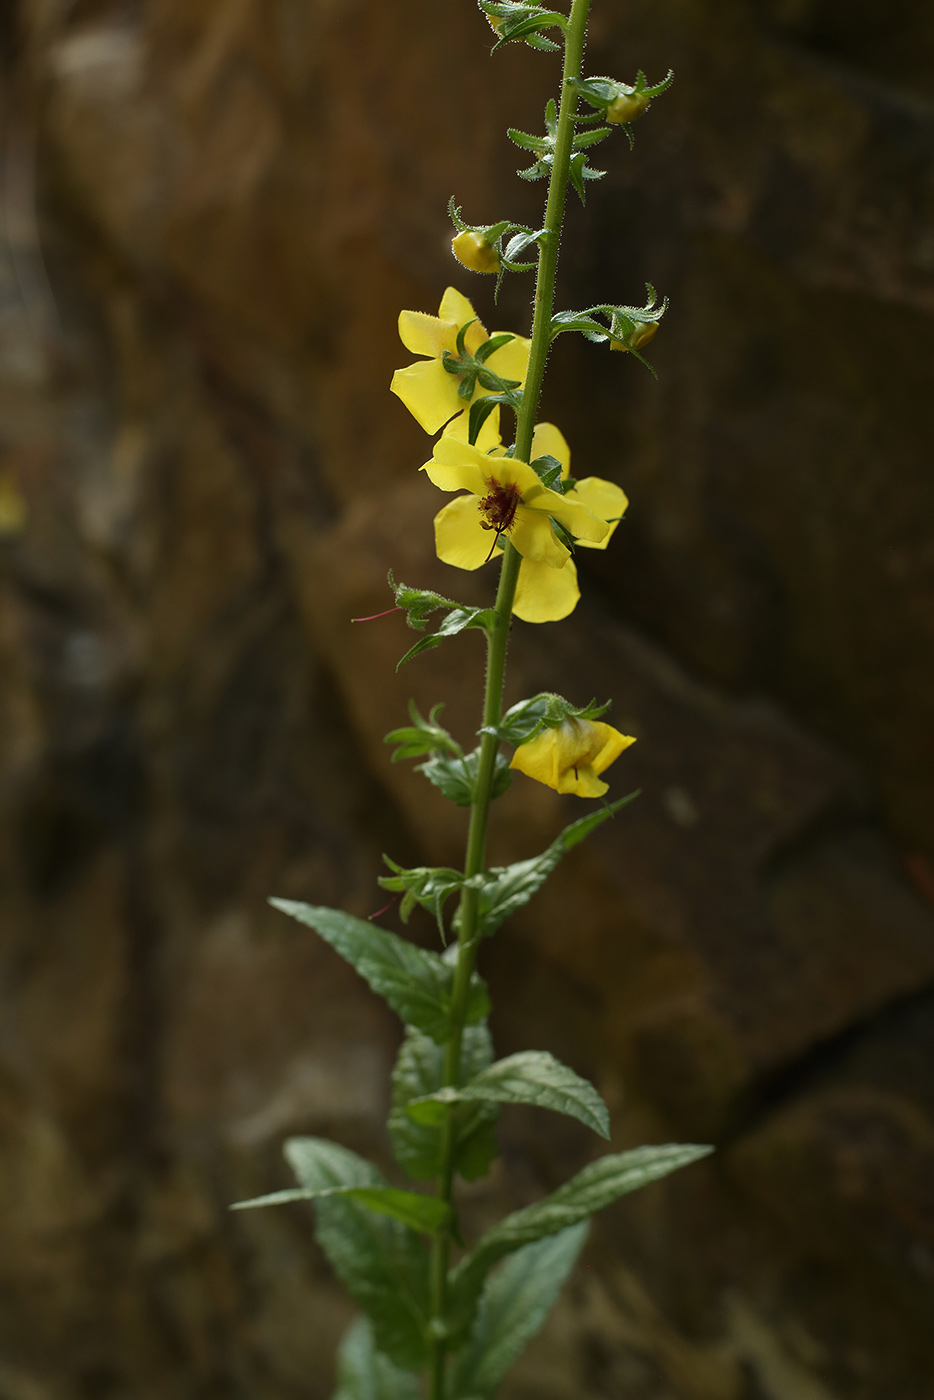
389, 1026, 500, 1182
269, 901, 489, 1042
572, 126, 612, 149
280, 1138, 431, 1370
448, 1144, 713, 1334
417, 748, 512, 808
448, 1224, 589, 1398
333, 1316, 420, 1400
412, 1050, 609, 1139
470, 792, 638, 939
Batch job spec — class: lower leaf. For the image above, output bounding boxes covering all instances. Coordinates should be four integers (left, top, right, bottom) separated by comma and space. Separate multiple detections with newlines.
333, 1316, 420, 1400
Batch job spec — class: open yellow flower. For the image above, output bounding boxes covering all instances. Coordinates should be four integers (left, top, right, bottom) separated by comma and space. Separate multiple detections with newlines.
423, 434, 609, 591
430, 420, 628, 624
390, 287, 530, 435
510, 717, 635, 798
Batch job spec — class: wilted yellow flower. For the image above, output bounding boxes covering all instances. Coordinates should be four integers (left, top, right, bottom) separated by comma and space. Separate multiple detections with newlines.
510, 717, 635, 797
452, 230, 501, 275
390, 287, 529, 435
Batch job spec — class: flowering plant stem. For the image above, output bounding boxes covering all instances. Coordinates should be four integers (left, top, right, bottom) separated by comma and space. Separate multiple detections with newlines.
426, 0, 592, 1390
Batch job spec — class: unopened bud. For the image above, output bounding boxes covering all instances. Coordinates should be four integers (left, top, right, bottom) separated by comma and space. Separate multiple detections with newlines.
611, 321, 658, 353
606, 91, 652, 124
452, 230, 501, 275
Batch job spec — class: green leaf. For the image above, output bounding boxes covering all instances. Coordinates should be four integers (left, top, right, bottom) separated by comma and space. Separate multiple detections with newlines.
389, 1026, 500, 1182
572, 126, 612, 149
411, 1050, 609, 1139
269, 901, 490, 1043
283, 1138, 431, 1371
468, 792, 638, 939
417, 748, 512, 808
529, 453, 564, 491
333, 1317, 420, 1400
448, 1224, 589, 1398
231, 1183, 450, 1236
448, 1144, 713, 1333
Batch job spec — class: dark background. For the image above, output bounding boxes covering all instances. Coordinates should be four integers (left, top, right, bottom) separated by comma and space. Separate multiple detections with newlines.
1, 1, 933, 1396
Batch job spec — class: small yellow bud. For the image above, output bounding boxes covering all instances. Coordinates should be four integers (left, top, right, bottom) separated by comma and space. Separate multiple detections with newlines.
452, 230, 501, 275
606, 92, 651, 124
611, 321, 658, 353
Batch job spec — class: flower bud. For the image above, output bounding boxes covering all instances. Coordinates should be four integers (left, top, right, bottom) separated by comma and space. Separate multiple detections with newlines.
452, 230, 501, 275
606, 91, 652, 124
611, 321, 658, 353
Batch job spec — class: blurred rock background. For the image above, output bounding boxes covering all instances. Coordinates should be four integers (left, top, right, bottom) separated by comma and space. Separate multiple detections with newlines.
1, 1, 933, 1397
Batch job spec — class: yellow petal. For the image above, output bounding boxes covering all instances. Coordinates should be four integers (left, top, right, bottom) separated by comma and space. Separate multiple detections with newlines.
422, 444, 489, 496
438, 287, 487, 354
391, 359, 463, 434
510, 507, 570, 567
486, 333, 530, 387
398, 309, 458, 359
530, 422, 571, 477
433, 495, 493, 570
513, 556, 580, 622
566, 476, 628, 550
522, 487, 609, 545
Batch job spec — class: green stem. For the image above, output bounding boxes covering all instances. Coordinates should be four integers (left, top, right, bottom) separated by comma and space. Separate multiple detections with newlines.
426, 3, 591, 1392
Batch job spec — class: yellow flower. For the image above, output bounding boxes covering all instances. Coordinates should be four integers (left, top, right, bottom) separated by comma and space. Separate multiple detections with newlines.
390, 287, 529, 435
452, 230, 501, 275
426, 420, 628, 624
606, 92, 652, 124
510, 717, 635, 798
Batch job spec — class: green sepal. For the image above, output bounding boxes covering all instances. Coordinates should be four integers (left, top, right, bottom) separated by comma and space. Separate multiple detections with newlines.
479, 1, 568, 52
447, 1224, 589, 1398
333, 1317, 420, 1400
258, 1137, 432, 1371
572, 126, 612, 149
379, 857, 465, 941
506, 127, 551, 155
446, 1144, 713, 1342
417, 747, 512, 808
389, 1025, 500, 1182
484, 690, 611, 747
550, 284, 668, 351
407, 1048, 610, 1139
463, 792, 640, 940
385, 701, 462, 763
268, 901, 490, 1043
231, 1183, 451, 1237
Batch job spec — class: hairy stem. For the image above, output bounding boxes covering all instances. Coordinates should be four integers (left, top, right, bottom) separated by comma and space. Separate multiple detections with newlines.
426, 3, 592, 1392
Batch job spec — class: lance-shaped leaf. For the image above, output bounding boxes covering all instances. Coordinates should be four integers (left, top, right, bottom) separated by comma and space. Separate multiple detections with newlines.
269, 901, 490, 1043
448, 1144, 713, 1335
448, 1224, 589, 1398
407, 1050, 609, 1139
462, 793, 638, 940
389, 1026, 500, 1182
333, 1316, 420, 1400
231, 1182, 450, 1236
265, 1138, 432, 1371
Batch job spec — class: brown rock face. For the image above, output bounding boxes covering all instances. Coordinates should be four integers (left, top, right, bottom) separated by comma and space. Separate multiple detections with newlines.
1, 1, 933, 1397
